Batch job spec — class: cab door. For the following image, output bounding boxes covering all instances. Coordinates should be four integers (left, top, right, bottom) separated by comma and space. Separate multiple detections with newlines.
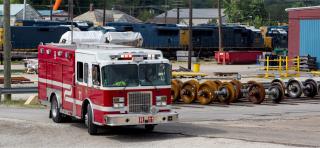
87, 64, 103, 110
74, 61, 90, 116
82, 63, 89, 100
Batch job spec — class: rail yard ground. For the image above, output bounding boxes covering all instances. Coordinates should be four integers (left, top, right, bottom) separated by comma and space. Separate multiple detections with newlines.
0, 99, 320, 147
1, 62, 320, 147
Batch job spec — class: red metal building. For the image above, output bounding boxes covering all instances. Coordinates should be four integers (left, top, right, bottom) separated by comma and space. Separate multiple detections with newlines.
286, 6, 320, 65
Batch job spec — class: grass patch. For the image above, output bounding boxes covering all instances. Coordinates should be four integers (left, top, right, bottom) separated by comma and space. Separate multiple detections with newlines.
11, 60, 25, 65
0, 100, 45, 109
0, 69, 25, 75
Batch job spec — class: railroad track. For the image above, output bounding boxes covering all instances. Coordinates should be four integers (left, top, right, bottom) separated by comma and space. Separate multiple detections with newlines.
0, 87, 38, 95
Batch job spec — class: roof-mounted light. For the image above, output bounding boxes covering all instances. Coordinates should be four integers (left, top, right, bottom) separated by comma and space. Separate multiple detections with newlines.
65, 52, 70, 59
57, 51, 63, 57
148, 54, 161, 60
46, 49, 51, 55
110, 52, 155, 61
40, 48, 44, 54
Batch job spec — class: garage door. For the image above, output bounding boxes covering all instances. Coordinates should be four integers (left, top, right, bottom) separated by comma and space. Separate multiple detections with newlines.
300, 19, 320, 68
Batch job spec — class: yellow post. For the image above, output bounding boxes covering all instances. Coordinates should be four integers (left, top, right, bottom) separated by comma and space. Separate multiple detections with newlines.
265, 56, 269, 78
297, 56, 300, 76
193, 63, 200, 72
285, 56, 289, 77
279, 56, 282, 76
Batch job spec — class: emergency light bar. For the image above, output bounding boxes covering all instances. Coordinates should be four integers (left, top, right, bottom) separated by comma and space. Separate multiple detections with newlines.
110, 52, 161, 61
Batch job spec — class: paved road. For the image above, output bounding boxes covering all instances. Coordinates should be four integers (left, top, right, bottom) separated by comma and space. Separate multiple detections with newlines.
0, 97, 320, 148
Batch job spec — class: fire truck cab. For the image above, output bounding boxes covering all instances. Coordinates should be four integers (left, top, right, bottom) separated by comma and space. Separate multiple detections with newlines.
38, 43, 178, 135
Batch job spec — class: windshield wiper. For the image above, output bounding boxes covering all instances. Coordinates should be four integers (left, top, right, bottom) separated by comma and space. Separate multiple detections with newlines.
122, 84, 128, 91
146, 79, 159, 91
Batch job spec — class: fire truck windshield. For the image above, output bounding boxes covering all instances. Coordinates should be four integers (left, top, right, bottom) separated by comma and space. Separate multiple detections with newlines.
101, 63, 171, 87
102, 64, 139, 87
139, 63, 171, 86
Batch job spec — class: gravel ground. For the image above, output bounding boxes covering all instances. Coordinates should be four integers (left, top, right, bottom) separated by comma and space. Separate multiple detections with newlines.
0, 114, 302, 148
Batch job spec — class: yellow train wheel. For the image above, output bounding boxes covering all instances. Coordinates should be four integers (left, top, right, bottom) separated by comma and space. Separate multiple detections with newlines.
171, 79, 183, 102
230, 80, 242, 102
197, 81, 218, 105
213, 80, 222, 88
180, 80, 199, 104
218, 82, 235, 104
247, 81, 266, 104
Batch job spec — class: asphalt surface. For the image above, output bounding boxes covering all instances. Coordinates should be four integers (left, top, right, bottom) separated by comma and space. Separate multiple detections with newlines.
0, 97, 320, 148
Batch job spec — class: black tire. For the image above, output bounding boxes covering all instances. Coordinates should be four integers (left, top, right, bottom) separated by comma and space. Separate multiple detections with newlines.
86, 104, 98, 135
303, 80, 318, 98
287, 80, 303, 98
269, 83, 284, 104
51, 95, 63, 123
145, 124, 156, 131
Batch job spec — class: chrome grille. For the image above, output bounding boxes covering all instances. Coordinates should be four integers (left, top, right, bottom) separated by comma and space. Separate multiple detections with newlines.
128, 92, 151, 113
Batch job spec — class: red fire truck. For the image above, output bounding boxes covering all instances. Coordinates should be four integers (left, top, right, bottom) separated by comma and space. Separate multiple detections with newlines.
38, 43, 178, 135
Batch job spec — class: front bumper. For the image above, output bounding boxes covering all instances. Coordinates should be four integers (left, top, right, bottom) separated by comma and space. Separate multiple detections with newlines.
105, 112, 179, 126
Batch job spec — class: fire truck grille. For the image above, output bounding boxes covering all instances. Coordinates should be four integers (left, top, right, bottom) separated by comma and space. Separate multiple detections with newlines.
128, 92, 152, 113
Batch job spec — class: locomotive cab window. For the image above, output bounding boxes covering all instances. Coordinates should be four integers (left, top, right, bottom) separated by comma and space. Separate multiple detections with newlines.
157, 29, 179, 36
92, 65, 101, 86
77, 62, 83, 82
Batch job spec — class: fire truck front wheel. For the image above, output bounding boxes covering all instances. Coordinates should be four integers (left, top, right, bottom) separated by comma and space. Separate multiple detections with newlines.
86, 104, 98, 135
145, 124, 156, 131
51, 95, 62, 123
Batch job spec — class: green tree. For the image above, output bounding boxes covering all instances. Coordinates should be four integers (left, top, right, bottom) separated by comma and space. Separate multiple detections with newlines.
223, 0, 241, 23
248, 0, 267, 27
223, 0, 267, 27
137, 9, 154, 22
9, 0, 320, 24
263, 0, 320, 24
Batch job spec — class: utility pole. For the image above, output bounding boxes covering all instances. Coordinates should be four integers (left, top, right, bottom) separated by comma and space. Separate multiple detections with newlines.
50, 0, 53, 21
23, 0, 26, 20
3, 0, 12, 102
164, 0, 168, 24
268, 12, 271, 26
103, 0, 106, 26
188, 0, 193, 70
218, 0, 223, 52
69, 0, 74, 43
173, 0, 183, 24
68, 1, 71, 20
177, 7, 180, 24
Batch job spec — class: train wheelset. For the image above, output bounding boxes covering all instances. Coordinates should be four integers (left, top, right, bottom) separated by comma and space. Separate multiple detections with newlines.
171, 78, 319, 105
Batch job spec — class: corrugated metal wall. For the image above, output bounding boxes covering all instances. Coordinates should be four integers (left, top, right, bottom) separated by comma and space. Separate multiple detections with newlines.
287, 7, 320, 67
300, 19, 320, 67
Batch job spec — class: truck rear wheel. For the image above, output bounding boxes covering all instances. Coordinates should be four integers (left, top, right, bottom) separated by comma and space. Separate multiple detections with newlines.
51, 95, 62, 123
86, 104, 98, 135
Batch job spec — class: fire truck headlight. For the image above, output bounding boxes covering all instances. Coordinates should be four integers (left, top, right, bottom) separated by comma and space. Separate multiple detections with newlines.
113, 97, 125, 108
156, 96, 167, 106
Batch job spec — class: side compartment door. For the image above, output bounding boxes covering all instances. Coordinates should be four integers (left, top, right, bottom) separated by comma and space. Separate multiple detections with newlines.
62, 64, 74, 112
46, 62, 53, 92
52, 62, 63, 106
38, 59, 47, 101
